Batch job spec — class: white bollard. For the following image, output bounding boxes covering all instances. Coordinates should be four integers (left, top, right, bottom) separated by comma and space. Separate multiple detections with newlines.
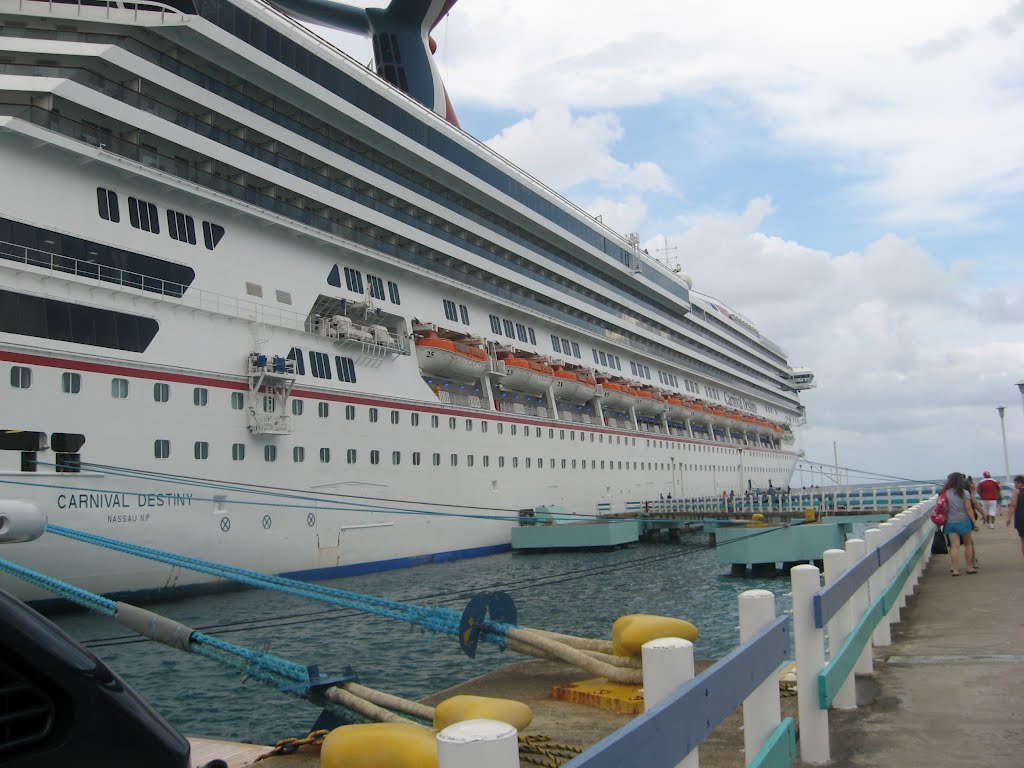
865, 528, 891, 646
739, 590, 781, 762
436, 719, 519, 768
878, 522, 901, 624
845, 537, 873, 676
791, 564, 830, 764
642, 638, 698, 768
823, 549, 856, 709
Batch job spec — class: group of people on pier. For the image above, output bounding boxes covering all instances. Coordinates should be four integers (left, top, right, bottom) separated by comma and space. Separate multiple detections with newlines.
937, 471, 1024, 575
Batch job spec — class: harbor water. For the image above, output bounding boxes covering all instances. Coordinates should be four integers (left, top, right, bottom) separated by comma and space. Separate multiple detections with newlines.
51, 536, 794, 745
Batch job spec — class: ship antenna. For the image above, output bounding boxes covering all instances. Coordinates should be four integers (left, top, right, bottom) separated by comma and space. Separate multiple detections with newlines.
654, 236, 677, 269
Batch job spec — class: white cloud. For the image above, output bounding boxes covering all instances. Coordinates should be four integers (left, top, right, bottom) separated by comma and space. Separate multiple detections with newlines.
484, 107, 671, 194
660, 199, 1024, 476
435, 0, 1024, 229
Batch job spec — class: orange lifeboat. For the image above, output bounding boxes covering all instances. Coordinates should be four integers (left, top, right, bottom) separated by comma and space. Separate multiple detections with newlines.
551, 366, 598, 402
665, 397, 688, 420
634, 388, 667, 415
597, 378, 639, 410
498, 352, 555, 394
415, 333, 489, 378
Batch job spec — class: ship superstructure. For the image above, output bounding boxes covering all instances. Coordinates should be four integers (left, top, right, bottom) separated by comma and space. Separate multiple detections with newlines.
0, 0, 810, 602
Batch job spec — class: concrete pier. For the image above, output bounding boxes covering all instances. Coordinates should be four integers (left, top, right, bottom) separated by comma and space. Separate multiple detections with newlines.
827, 526, 1024, 768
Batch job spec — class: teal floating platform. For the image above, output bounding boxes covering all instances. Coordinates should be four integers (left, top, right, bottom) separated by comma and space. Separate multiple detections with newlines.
512, 505, 639, 551
713, 521, 852, 568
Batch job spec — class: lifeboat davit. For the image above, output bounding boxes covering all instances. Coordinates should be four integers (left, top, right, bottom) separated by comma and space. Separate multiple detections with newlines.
552, 367, 597, 402
598, 378, 638, 410
499, 352, 555, 394
416, 334, 489, 379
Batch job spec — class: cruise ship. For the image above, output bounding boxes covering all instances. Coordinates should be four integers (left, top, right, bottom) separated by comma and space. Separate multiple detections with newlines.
0, 0, 812, 604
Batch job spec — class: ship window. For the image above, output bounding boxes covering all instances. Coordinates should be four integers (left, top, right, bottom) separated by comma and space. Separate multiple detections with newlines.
292, 399, 303, 416
287, 348, 305, 376
61, 372, 81, 394
432, 453, 441, 466
551, 335, 561, 353
510, 425, 517, 436
502, 320, 515, 338
319, 402, 329, 418
571, 342, 580, 358
370, 450, 380, 465
482, 456, 490, 467
10, 366, 31, 389
154, 439, 170, 459
231, 392, 244, 410
412, 452, 421, 466
489, 315, 501, 334
166, 210, 197, 245
459, 304, 470, 325
335, 356, 356, 382
293, 446, 305, 463
264, 445, 277, 462
449, 417, 456, 430
347, 448, 357, 464
96, 187, 120, 222
387, 280, 401, 304
320, 447, 331, 463
525, 458, 531, 469
391, 410, 400, 425
328, 265, 341, 287
480, 421, 488, 433
392, 451, 401, 465
369, 408, 379, 423
367, 274, 385, 300
451, 454, 458, 466
630, 362, 638, 375
128, 197, 159, 234
512, 457, 519, 468
202, 221, 225, 250
497, 423, 504, 435
644, 365, 651, 379
523, 426, 530, 437
411, 413, 420, 426
466, 419, 473, 431
309, 351, 332, 379
344, 267, 364, 294
498, 456, 505, 468
599, 351, 608, 366
154, 382, 170, 402
431, 415, 439, 428
562, 338, 571, 354
195, 441, 210, 461
111, 378, 129, 399
232, 443, 245, 461
194, 387, 209, 406
442, 299, 458, 322
528, 328, 537, 345
592, 349, 599, 364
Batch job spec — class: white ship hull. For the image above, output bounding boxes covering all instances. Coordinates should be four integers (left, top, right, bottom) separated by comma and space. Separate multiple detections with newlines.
0, 0, 806, 604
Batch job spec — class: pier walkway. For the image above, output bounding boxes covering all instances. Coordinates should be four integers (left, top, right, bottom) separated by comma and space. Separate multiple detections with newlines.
827, 525, 1024, 768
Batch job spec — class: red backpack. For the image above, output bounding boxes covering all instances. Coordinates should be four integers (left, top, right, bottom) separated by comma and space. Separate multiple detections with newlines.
930, 491, 948, 525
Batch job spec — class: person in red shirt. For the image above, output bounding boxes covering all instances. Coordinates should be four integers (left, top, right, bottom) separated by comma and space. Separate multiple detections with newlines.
976, 471, 1002, 529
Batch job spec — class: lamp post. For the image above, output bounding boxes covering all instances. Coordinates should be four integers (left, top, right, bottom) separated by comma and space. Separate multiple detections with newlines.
997, 406, 1010, 484
1017, 379, 1024, 416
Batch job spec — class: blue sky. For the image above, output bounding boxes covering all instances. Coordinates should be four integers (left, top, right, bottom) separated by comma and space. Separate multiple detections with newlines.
315, 0, 1024, 482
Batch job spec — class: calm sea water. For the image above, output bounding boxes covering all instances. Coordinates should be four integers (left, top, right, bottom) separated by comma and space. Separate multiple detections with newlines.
50, 538, 793, 745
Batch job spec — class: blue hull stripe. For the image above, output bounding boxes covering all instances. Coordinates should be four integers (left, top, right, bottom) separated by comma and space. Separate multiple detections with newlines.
28, 542, 512, 612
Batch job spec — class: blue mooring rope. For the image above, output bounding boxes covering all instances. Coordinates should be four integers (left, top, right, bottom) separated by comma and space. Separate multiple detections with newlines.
0, 555, 310, 689
47, 524, 516, 645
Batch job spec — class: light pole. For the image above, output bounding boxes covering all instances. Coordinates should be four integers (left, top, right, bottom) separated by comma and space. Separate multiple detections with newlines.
997, 406, 1010, 483
1017, 379, 1024, 416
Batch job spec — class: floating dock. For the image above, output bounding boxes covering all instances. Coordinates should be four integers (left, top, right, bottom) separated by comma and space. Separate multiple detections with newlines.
511, 506, 639, 551
712, 513, 892, 573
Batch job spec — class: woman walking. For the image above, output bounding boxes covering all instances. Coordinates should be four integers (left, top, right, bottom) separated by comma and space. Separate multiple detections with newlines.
941, 472, 978, 576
